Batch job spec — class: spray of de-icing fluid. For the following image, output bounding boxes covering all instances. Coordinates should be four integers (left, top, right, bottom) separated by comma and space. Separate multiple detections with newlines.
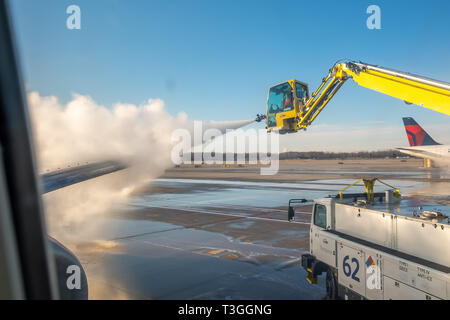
28, 91, 261, 243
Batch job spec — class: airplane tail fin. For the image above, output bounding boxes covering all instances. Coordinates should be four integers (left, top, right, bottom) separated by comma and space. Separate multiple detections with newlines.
402, 117, 441, 147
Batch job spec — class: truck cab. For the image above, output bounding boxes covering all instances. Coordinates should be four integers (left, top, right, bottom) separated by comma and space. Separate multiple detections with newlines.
310, 198, 337, 268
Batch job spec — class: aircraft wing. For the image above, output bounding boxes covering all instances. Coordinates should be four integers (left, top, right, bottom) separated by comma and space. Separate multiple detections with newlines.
40, 160, 128, 194
39, 118, 254, 194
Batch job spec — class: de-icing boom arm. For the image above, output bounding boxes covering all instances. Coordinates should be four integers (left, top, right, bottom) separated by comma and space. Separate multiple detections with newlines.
280, 61, 450, 132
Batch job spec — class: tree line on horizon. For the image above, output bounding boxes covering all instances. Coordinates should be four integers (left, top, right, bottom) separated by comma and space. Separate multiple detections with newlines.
185, 150, 410, 161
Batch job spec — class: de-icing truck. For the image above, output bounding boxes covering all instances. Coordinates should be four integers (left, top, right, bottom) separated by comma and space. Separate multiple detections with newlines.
288, 179, 450, 300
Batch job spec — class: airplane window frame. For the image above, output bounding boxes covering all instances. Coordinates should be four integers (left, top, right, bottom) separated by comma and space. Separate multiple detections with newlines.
0, 0, 58, 300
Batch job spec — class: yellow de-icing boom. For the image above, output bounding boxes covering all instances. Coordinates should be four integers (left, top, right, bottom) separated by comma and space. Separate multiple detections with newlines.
266, 61, 450, 133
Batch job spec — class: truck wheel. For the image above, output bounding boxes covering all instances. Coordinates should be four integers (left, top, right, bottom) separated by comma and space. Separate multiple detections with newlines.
325, 269, 338, 300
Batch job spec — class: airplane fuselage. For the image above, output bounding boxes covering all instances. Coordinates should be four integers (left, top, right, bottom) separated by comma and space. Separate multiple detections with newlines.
397, 145, 450, 160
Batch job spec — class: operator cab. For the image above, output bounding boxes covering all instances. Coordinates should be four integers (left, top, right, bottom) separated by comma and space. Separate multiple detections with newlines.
266, 80, 309, 134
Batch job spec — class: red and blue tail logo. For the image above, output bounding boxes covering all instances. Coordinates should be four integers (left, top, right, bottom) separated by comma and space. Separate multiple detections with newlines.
402, 117, 440, 147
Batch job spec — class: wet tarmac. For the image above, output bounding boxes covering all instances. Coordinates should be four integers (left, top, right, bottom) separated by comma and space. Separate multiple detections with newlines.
76, 219, 324, 299
61, 159, 449, 299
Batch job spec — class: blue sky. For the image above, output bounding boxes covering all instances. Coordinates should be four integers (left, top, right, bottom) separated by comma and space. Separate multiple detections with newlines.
8, 0, 450, 150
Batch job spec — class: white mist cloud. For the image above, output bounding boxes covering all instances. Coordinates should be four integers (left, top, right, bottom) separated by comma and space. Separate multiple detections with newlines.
27, 91, 252, 243
28, 92, 183, 172
28, 92, 184, 242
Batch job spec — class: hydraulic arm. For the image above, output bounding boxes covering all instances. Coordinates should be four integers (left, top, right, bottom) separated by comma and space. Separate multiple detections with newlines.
265, 61, 450, 133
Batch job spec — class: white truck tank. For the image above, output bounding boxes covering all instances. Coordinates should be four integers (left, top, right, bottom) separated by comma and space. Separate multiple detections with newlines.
328, 195, 450, 267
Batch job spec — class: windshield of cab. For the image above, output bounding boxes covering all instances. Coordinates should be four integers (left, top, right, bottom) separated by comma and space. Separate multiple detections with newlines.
296, 82, 308, 101
267, 82, 293, 127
